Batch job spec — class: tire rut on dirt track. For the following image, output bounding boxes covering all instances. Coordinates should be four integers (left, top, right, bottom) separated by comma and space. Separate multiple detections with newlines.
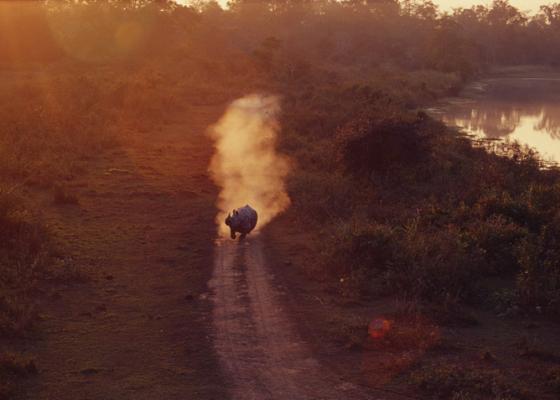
210, 237, 382, 400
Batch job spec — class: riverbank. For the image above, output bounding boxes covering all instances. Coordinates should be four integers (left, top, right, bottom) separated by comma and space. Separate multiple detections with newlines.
428, 67, 560, 168
265, 67, 560, 399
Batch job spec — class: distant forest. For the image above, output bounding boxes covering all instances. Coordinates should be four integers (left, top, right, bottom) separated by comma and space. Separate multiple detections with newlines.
3, 0, 560, 78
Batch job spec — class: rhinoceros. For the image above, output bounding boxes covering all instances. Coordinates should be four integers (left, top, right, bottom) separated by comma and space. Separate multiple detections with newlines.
225, 205, 258, 240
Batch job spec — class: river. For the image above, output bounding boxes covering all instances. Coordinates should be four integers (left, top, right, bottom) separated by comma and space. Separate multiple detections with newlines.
428, 68, 560, 164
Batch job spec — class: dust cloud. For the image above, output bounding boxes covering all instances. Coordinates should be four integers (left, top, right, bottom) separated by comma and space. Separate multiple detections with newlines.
208, 94, 291, 237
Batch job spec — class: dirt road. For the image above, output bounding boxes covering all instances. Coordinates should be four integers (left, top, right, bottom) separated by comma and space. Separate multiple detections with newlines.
210, 237, 381, 400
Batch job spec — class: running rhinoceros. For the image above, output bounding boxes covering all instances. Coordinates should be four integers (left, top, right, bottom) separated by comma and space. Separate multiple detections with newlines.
225, 205, 258, 240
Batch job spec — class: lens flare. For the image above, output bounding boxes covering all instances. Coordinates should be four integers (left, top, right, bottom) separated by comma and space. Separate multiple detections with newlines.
45, 5, 152, 62
368, 318, 391, 339
208, 94, 291, 237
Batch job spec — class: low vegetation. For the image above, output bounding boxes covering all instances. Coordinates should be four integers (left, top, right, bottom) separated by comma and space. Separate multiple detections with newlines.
0, 188, 50, 336
280, 68, 560, 317
0, 187, 49, 395
411, 364, 526, 400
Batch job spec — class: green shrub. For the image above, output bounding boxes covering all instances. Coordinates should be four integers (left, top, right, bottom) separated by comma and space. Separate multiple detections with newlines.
462, 215, 528, 275
336, 111, 438, 177
325, 218, 487, 304
475, 192, 538, 232
385, 223, 482, 304
288, 171, 356, 222
515, 222, 560, 314
324, 221, 396, 296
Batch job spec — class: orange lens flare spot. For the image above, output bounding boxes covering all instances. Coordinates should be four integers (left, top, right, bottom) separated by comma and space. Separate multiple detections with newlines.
368, 318, 391, 339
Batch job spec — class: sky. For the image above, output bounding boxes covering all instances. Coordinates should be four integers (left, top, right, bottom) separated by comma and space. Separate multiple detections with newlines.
436, 0, 539, 14
204, 1, 542, 15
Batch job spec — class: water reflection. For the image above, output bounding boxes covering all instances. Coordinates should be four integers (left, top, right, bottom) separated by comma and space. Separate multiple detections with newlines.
438, 101, 560, 163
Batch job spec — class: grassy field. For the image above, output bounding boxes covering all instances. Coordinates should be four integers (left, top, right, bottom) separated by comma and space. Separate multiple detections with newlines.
0, 55, 250, 400
0, 63, 237, 397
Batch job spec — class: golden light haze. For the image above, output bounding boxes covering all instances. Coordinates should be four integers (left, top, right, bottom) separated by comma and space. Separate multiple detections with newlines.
186, 0, 541, 14
208, 95, 291, 237
428, 0, 539, 13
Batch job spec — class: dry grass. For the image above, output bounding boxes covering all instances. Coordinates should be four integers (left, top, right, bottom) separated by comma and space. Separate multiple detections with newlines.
0, 187, 50, 335
0, 187, 48, 396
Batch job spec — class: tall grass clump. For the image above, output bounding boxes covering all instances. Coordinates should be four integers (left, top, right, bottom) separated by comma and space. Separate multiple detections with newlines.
0, 187, 51, 336
0, 187, 52, 396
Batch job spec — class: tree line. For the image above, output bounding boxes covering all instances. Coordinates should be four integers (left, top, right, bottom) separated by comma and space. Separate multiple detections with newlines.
3, 0, 560, 77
